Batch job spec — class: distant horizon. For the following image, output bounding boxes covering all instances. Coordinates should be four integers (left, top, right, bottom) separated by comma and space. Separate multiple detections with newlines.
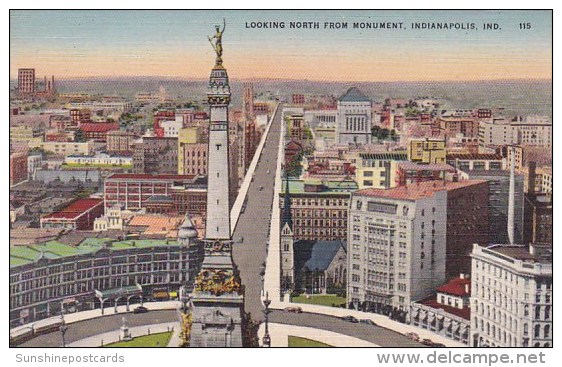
8, 74, 553, 84
10, 10, 552, 82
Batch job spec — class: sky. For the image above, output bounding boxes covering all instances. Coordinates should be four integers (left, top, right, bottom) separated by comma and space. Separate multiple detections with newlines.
9, 10, 552, 82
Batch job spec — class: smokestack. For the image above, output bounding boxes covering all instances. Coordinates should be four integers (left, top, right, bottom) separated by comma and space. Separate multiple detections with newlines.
507, 147, 516, 245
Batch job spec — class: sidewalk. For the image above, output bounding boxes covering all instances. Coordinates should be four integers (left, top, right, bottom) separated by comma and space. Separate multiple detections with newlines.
11, 301, 180, 337
68, 322, 179, 347
258, 323, 378, 347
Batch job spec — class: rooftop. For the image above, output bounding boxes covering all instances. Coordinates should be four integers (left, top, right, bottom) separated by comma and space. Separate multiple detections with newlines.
398, 162, 456, 172
127, 215, 184, 235
354, 180, 487, 201
281, 179, 358, 195
79, 122, 120, 133
42, 198, 103, 220
339, 87, 370, 103
447, 153, 503, 161
436, 277, 471, 297
359, 152, 408, 161
485, 244, 552, 264
107, 173, 196, 181
10, 238, 179, 268
418, 298, 471, 320
294, 240, 347, 273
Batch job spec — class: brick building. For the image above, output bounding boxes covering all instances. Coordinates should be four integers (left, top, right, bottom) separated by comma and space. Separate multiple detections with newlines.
279, 179, 358, 241
79, 122, 120, 141
104, 173, 207, 216
132, 136, 178, 174
107, 130, 136, 154
10, 149, 28, 187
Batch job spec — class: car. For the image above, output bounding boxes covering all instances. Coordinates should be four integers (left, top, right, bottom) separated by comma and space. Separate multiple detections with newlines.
421, 338, 434, 346
431, 343, 447, 348
267, 169, 271, 174
133, 306, 148, 314
341, 315, 359, 323
405, 332, 420, 341
359, 319, 377, 326
283, 306, 302, 313
258, 186, 264, 191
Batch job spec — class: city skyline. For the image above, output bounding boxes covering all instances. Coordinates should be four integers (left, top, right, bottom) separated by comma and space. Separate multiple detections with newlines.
10, 10, 552, 82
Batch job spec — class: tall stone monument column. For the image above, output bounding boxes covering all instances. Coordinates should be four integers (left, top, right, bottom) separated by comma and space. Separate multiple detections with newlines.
189, 21, 244, 348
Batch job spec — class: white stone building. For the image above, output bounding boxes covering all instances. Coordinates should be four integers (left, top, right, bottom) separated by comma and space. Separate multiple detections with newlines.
470, 244, 552, 347
93, 205, 124, 231
160, 117, 184, 138
478, 116, 552, 148
336, 87, 372, 145
347, 183, 448, 311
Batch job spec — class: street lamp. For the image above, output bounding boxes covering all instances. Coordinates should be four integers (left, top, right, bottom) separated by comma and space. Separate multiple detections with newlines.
59, 312, 68, 347
262, 292, 271, 347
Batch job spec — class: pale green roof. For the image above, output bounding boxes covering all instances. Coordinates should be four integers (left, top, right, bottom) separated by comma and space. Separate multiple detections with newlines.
281, 179, 358, 195
10, 238, 179, 268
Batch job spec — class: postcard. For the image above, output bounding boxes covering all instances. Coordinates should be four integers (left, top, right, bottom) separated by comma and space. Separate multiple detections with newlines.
9, 9, 552, 356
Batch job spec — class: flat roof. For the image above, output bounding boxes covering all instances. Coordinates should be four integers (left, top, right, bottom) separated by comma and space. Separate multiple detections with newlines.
281, 179, 358, 195
354, 180, 487, 201
485, 244, 552, 264
107, 173, 196, 181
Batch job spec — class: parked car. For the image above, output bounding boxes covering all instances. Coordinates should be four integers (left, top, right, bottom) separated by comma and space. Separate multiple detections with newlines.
421, 338, 434, 346
359, 319, 377, 326
431, 343, 447, 348
133, 306, 149, 314
341, 315, 359, 323
405, 332, 420, 341
283, 306, 302, 313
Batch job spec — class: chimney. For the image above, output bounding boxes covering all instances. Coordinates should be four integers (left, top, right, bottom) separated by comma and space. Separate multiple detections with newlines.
507, 147, 516, 245
464, 283, 470, 295
460, 273, 465, 279
529, 243, 535, 256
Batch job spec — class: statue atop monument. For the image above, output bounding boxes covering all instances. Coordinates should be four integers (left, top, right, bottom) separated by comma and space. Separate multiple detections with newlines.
208, 19, 226, 66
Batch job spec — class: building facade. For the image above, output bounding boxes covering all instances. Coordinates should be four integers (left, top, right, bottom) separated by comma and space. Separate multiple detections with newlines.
355, 152, 408, 190
40, 198, 104, 230
470, 244, 552, 347
336, 87, 372, 145
10, 150, 28, 187
132, 136, 178, 174
410, 275, 471, 345
407, 138, 447, 164
279, 179, 357, 242
106, 130, 136, 154
103, 173, 207, 215
462, 170, 524, 244
17, 68, 35, 94
347, 180, 488, 312
9, 237, 202, 328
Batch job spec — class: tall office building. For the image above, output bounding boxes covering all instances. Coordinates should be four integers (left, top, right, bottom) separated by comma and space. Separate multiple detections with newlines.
17, 68, 35, 94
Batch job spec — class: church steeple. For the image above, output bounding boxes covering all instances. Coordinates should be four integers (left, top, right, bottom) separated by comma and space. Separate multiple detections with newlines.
282, 170, 293, 229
